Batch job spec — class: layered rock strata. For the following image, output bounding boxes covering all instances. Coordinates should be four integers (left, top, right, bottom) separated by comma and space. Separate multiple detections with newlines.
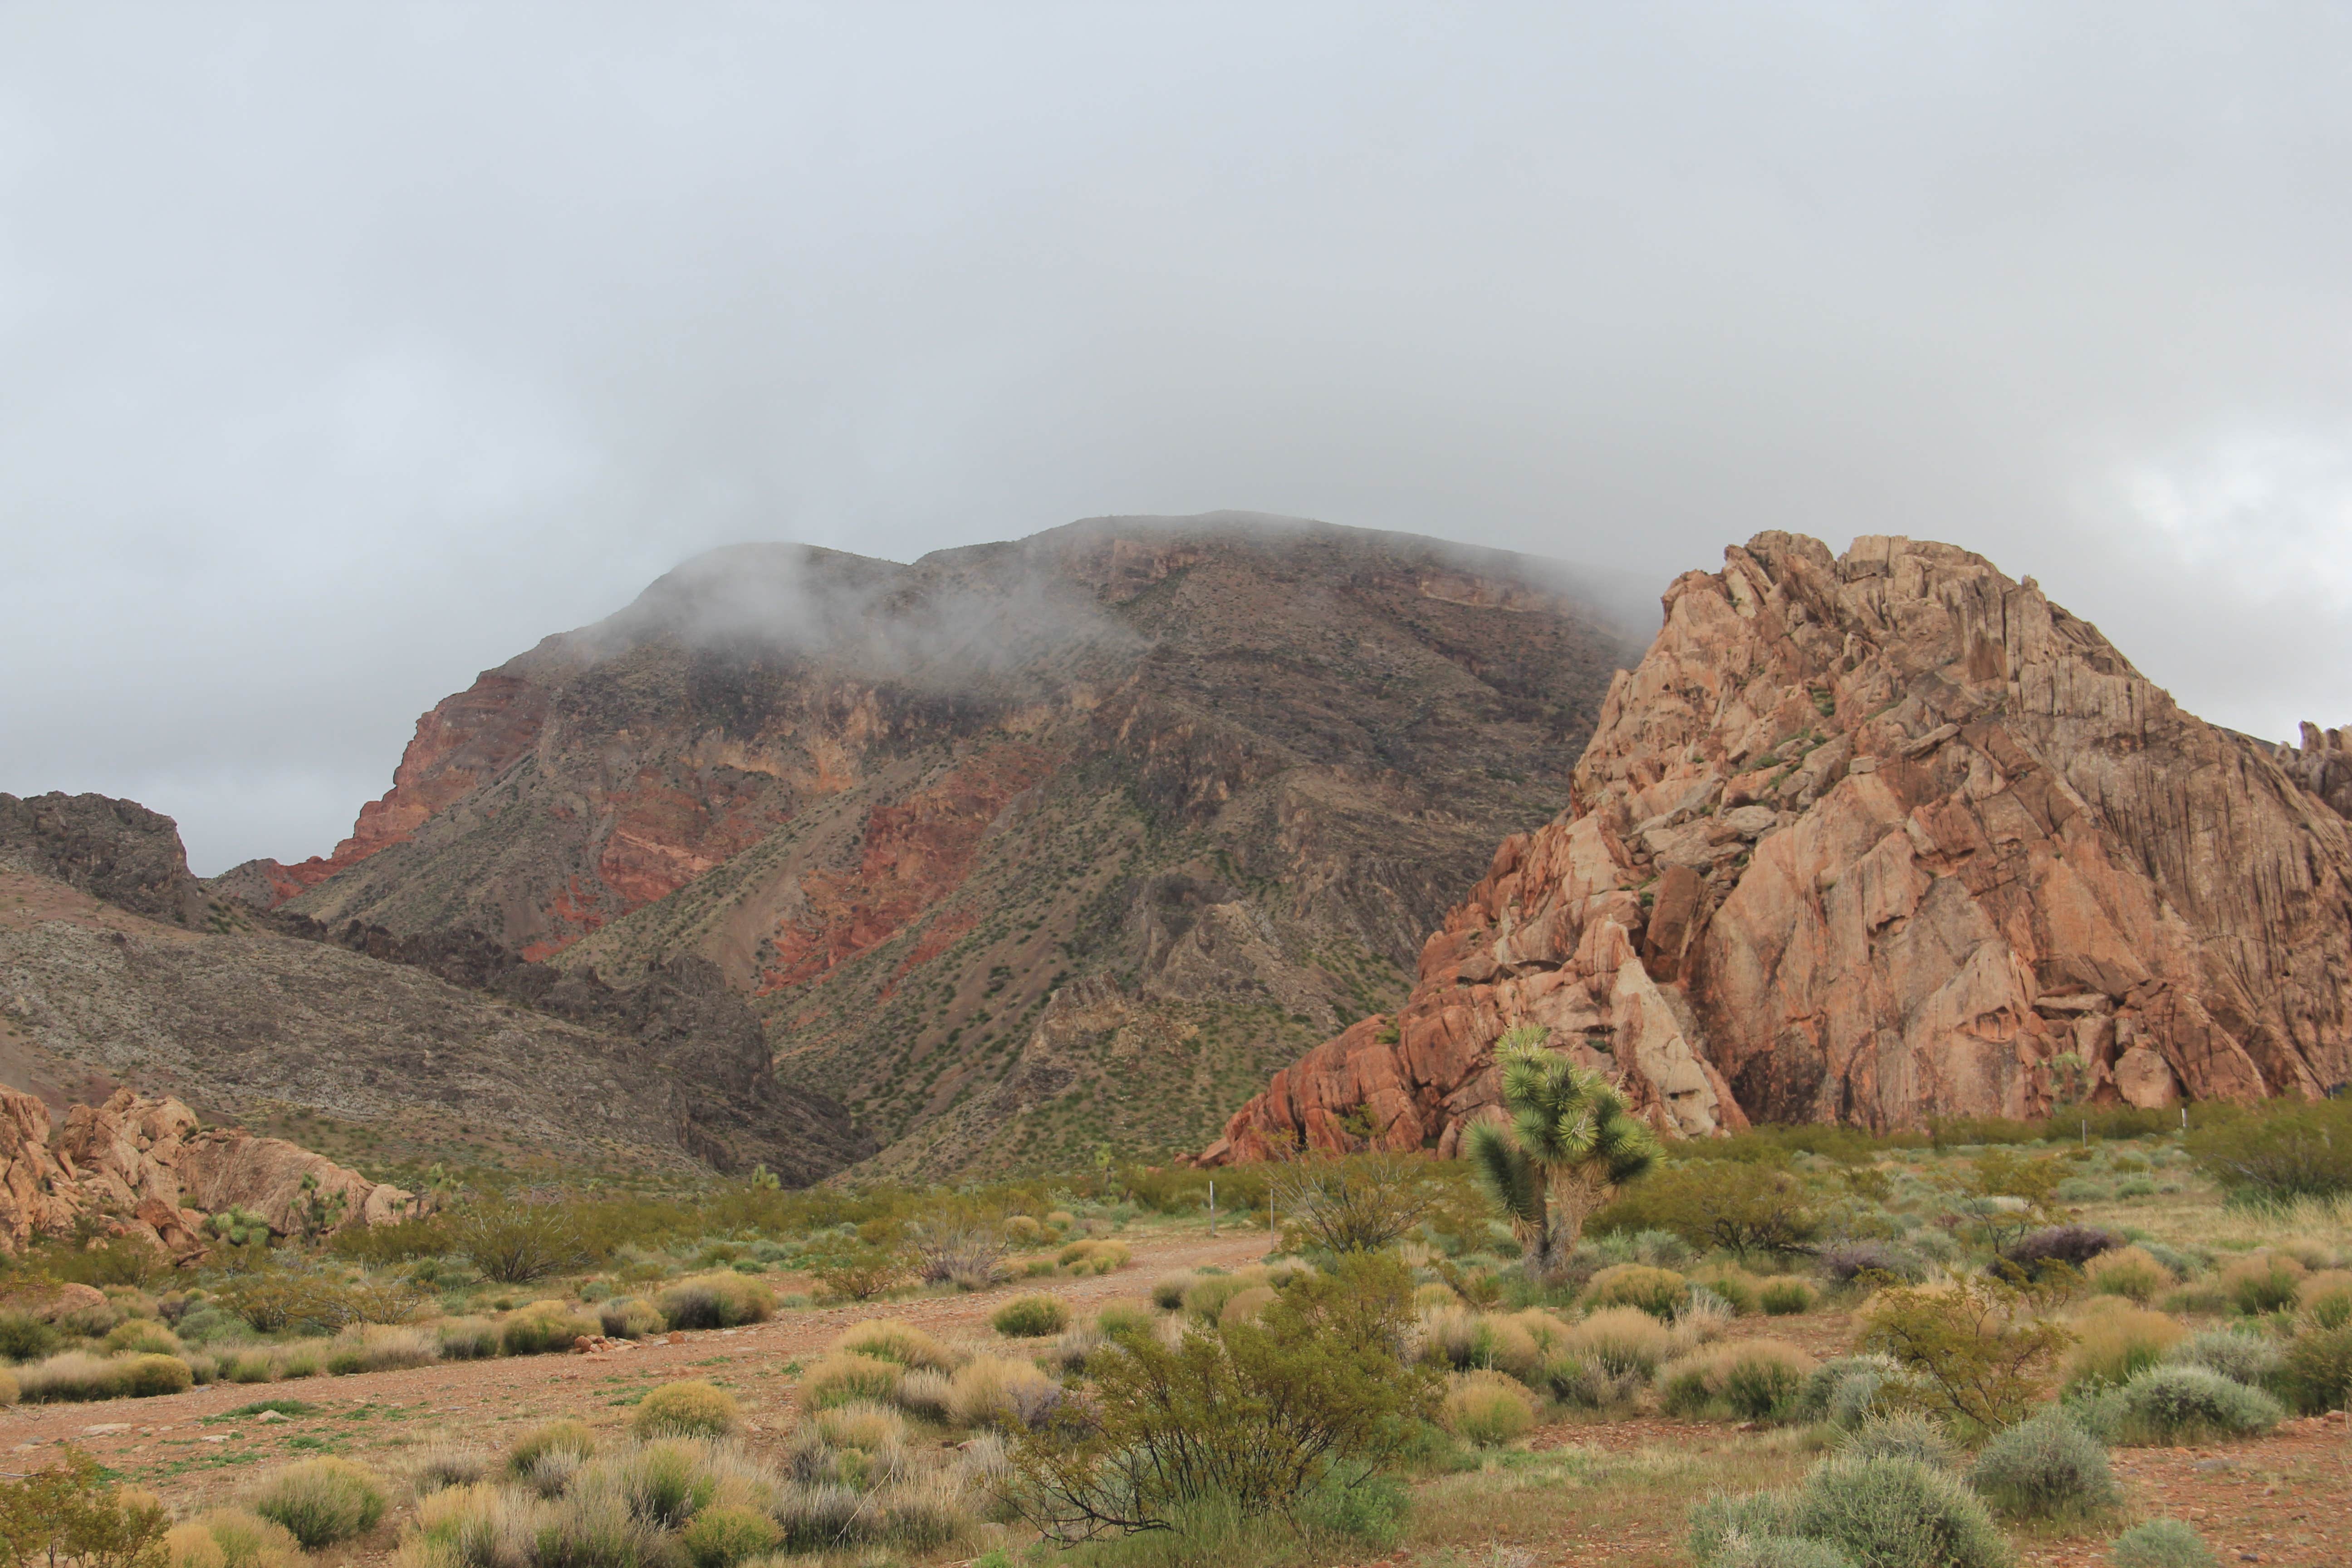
1204, 533, 2352, 1161
0, 1086, 421, 1257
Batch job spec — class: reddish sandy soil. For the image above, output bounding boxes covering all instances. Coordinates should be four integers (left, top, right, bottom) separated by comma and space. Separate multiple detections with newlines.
7, 1226, 2347, 1567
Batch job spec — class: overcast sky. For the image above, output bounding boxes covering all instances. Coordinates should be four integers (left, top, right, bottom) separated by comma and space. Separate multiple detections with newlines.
5, 5, 2351, 874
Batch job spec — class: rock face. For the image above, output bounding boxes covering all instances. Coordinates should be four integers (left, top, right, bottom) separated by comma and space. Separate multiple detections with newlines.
225, 514, 1643, 1176
0, 794, 212, 926
0, 1085, 422, 1257
1204, 533, 2352, 1161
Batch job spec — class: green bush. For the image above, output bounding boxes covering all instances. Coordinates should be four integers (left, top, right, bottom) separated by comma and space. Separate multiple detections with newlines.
0, 1310, 60, 1363
1590, 1159, 1823, 1260
1761, 1279, 1818, 1316
249, 1457, 387, 1547
680, 1503, 781, 1568
2110, 1519, 2218, 1568
1718, 1539, 1859, 1568
1969, 1410, 2119, 1520
1690, 1490, 1798, 1565
507, 1418, 596, 1477
1438, 1371, 1536, 1446
2278, 1323, 2352, 1414
598, 1298, 666, 1339
1795, 1354, 1902, 1427
1835, 1412, 1957, 1472
656, 1272, 774, 1330
499, 1302, 599, 1357
632, 1380, 740, 1438
991, 1294, 1069, 1338
436, 1317, 500, 1360
2114, 1366, 2283, 1443
1786, 1455, 2009, 1568
1583, 1264, 1689, 1319
2185, 1098, 2352, 1200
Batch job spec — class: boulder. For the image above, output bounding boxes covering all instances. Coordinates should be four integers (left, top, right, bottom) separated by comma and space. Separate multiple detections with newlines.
1206, 533, 2352, 1158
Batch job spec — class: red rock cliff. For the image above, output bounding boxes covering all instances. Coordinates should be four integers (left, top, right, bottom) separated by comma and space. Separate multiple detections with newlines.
1204, 533, 2352, 1161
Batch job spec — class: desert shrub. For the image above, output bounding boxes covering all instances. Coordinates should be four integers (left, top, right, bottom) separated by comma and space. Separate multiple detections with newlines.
833, 1319, 955, 1372
507, 1418, 596, 1479
1219, 1285, 1279, 1328
1861, 1276, 2072, 1432
1149, 1273, 1194, 1310
1659, 1339, 1816, 1421
657, 1272, 774, 1330
1761, 1278, 1818, 1316
436, 1316, 500, 1360
2004, 1225, 2121, 1277
1270, 1150, 1444, 1254
2110, 1519, 2218, 1568
598, 1297, 665, 1339
17, 1350, 191, 1402
2217, 1252, 2305, 1316
407, 1443, 491, 1494
1562, 1305, 1673, 1379
249, 1456, 387, 1547
1795, 1354, 1902, 1424
1590, 1159, 1823, 1261
913, 1225, 1005, 1291
632, 1379, 740, 1438
2185, 1097, 2352, 1200
0, 1366, 15, 1407
1786, 1455, 2009, 1568
1006, 1250, 1439, 1539
801, 1351, 904, 1410
992, 1294, 1069, 1338
806, 1245, 913, 1302
2277, 1323, 2352, 1413
1439, 1370, 1537, 1446
167, 1508, 301, 1568
1714, 1538, 1859, 1568
1819, 1241, 1924, 1284
2296, 1269, 2352, 1330
0, 1450, 169, 1568
2064, 1301, 2185, 1392
1180, 1272, 1252, 1321
448, 1203, 591, 1284
100, 1320, 182, 1357
947, 1354, 1061, 1430
2162, 1326, 2282, 1389
1584, 1263, 1689, 1319
1969, 1409, 2119, 1520
893, 1367, 955, 1423
500, 1300, 599, 1356
0, 1309, 59, 1363
2113, 1365, 2283, 1443
1835, 1411, 1958, 1472
1696, 1268, 1763, 1316
325, 1323, 439, 1373
1689, 1488, 1800, 1565
2083, 1246, 2175, 1304
1056, 1239, 1132, 1276
678, 1503, 779, 1568
1004, 1214, 1046, 1245
1096, 1301, 1154, 1338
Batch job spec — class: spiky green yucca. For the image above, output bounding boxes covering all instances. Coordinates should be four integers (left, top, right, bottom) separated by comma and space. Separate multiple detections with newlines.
1468, 1026, 1662, 1274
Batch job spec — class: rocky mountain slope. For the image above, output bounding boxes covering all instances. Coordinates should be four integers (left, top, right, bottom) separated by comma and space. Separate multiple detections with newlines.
2, 794, 865, 1181
227, 514, 1643, 1177
1203, 533, 2352, 1162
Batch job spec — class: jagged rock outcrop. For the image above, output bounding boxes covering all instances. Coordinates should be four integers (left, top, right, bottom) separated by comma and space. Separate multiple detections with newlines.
0, 1086, 422, 1257
0, 793, 212, 926
1204, 533, 2352, 1161
2278, 723, 2352, 821
220, 514, 1644, 1176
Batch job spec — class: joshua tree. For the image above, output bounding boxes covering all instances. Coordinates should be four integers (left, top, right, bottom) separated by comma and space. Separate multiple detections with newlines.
1467, 1025, 1662, 1275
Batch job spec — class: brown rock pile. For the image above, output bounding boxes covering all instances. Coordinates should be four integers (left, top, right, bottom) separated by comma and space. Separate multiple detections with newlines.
1204, 533, 2352, 1161
0, 1085, 423, 1258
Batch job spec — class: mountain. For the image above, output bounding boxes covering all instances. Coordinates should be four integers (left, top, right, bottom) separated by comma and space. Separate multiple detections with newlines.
224, 514, 1646, 1178
1, 792, 865, 1181
1203, 532, 2352, 1163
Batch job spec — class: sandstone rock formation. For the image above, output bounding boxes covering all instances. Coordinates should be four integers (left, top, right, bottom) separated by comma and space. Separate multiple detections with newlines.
0, 1085, 422, 1258
219, 514, 1644, 1176
1204, 533, 2352, 1161
0, 793, 213, 926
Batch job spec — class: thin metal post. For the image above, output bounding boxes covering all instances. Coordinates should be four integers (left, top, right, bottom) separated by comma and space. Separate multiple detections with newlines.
1208, 1180, 1216, 1237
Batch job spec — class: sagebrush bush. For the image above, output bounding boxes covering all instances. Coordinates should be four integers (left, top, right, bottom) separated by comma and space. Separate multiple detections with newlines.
893, 1367, 955, 1423
833, 1319, 956, 1372
17, 1350, 192, 1402
2162, 1326, 2282, 1389
2065, 1301, 2185, 1392
0, 1310, 59, 1364
1439, 1370, 1537, 1446
2278, 1323, 2352, 1414
632, 1380, 740, 1438
1969, 1409, 2119, 1519
101, 1320, 183, 1357
436, 1317, 500, 1360
946, 1353, 1059, 1430
1659, 1339, 1816, 1421
656, 1272, 775, 1330
2114, 1365, 2284, 1443
1563, 1305, 1673, 1378
802, 1351, 903, 1409
1760, 1278, 1818, 1316
1057, 1238, 1131, 1275
1787, 1455, 2009, 1568
249, 1457, 387, 1547
1179, 1272, 1252, 1321
1717, 1539, 1859, 1568
1584, 1263, 1689, 1319
507, 1418, 596, 1477
407, 1443, 491, 1495
326, 1323, 439, 1373
992, 1294, 1069, 1338
1690, 1489, 1799, 1565
1150, 1272, 1195, 1310
2110, 1519, 2218, 1568
2218, 1252, 2304, 1316
1696, 1268, 1762, 1316
1219, 1285, 1279, 1328
678, 1504, 778, 1568
113, 1351, 195, 1398
1795, 1354, 1902, 1426
598, 1298, 666, 1339
2084, 1246, 2175, 1304
1835, 1412, 1957, 1472
166, 1509, 302, 1568
1096, 1301, 1154, 1338
2296, 1269, 2352, 1330
500, 1301, 599, 1356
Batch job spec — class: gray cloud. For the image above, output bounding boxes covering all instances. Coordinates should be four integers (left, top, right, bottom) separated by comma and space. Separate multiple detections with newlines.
4, 4, 2349, 872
